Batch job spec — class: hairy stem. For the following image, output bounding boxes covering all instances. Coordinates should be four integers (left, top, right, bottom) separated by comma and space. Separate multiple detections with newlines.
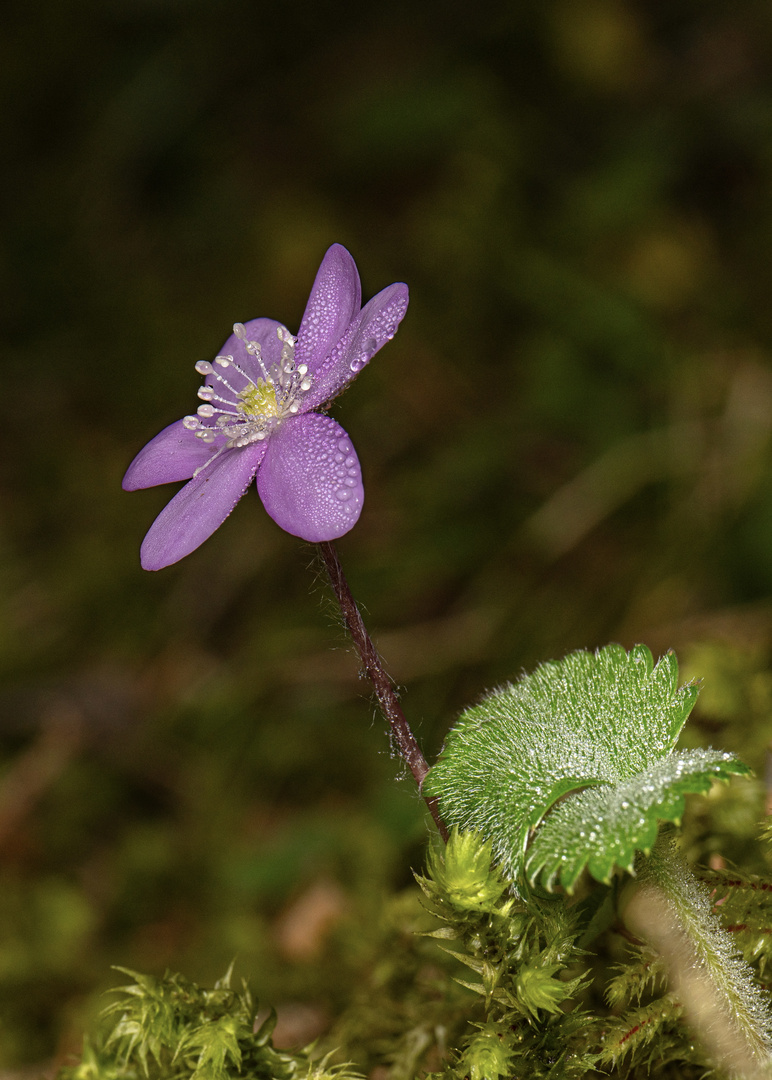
619, 832, 772, 1079
318, 540, 448, 840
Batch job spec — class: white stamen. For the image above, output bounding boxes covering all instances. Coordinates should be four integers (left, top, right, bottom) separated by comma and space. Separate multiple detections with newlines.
186, 322, 314, 470
192, 444, 227, 477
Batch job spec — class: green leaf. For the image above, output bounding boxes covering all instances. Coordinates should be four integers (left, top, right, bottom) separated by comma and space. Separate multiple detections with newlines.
525, 750, 749, 890
459, 1026, 518, 1080
179, 1015, 243, 1080
424, 828, 510, 913
424, 645, 747, 889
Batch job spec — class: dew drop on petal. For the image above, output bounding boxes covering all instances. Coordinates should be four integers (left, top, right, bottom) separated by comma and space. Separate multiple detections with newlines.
351, 360, 364, 374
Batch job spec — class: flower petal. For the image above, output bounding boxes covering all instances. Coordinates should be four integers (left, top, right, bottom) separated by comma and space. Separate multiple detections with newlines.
303, 282, 409, 409
123, 419, 228, 490
257, 414, 363, 542
295, 245, 362, 374
210, 317, 287, 391
139, 443, 267, 570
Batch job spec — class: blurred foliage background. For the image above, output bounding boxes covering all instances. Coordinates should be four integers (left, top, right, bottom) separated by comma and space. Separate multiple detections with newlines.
4, 0, 772, 1070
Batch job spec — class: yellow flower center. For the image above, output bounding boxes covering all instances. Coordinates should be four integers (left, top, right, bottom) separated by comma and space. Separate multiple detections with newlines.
239, 379, 280, 418
183, 323, 315, 476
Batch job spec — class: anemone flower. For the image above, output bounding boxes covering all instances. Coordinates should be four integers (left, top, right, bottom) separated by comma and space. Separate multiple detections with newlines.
123, 245, 408, 570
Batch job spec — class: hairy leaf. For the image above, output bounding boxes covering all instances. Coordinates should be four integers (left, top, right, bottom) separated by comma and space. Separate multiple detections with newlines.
526, 750, 748, 890
424, 645, 748, 889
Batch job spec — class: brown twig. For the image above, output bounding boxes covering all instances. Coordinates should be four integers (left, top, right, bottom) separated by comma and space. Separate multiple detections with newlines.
318, 541, 448, 840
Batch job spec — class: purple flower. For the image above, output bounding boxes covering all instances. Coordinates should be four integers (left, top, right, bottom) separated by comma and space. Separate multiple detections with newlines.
123, 245, 408, 570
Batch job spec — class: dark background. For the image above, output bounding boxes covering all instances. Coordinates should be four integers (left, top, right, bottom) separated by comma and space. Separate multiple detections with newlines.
4, 0, 772, 1067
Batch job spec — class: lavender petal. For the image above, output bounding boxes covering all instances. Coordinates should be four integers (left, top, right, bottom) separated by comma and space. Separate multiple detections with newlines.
303, 282, 409, 409
122, 419, 228, 490
295, 245, 362, 376
257, 414, 364, 542
139, 442, 267, 570
209, 317, 288, 392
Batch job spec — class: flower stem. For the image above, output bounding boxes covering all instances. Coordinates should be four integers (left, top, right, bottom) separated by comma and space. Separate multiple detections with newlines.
318, 541, 448, 840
